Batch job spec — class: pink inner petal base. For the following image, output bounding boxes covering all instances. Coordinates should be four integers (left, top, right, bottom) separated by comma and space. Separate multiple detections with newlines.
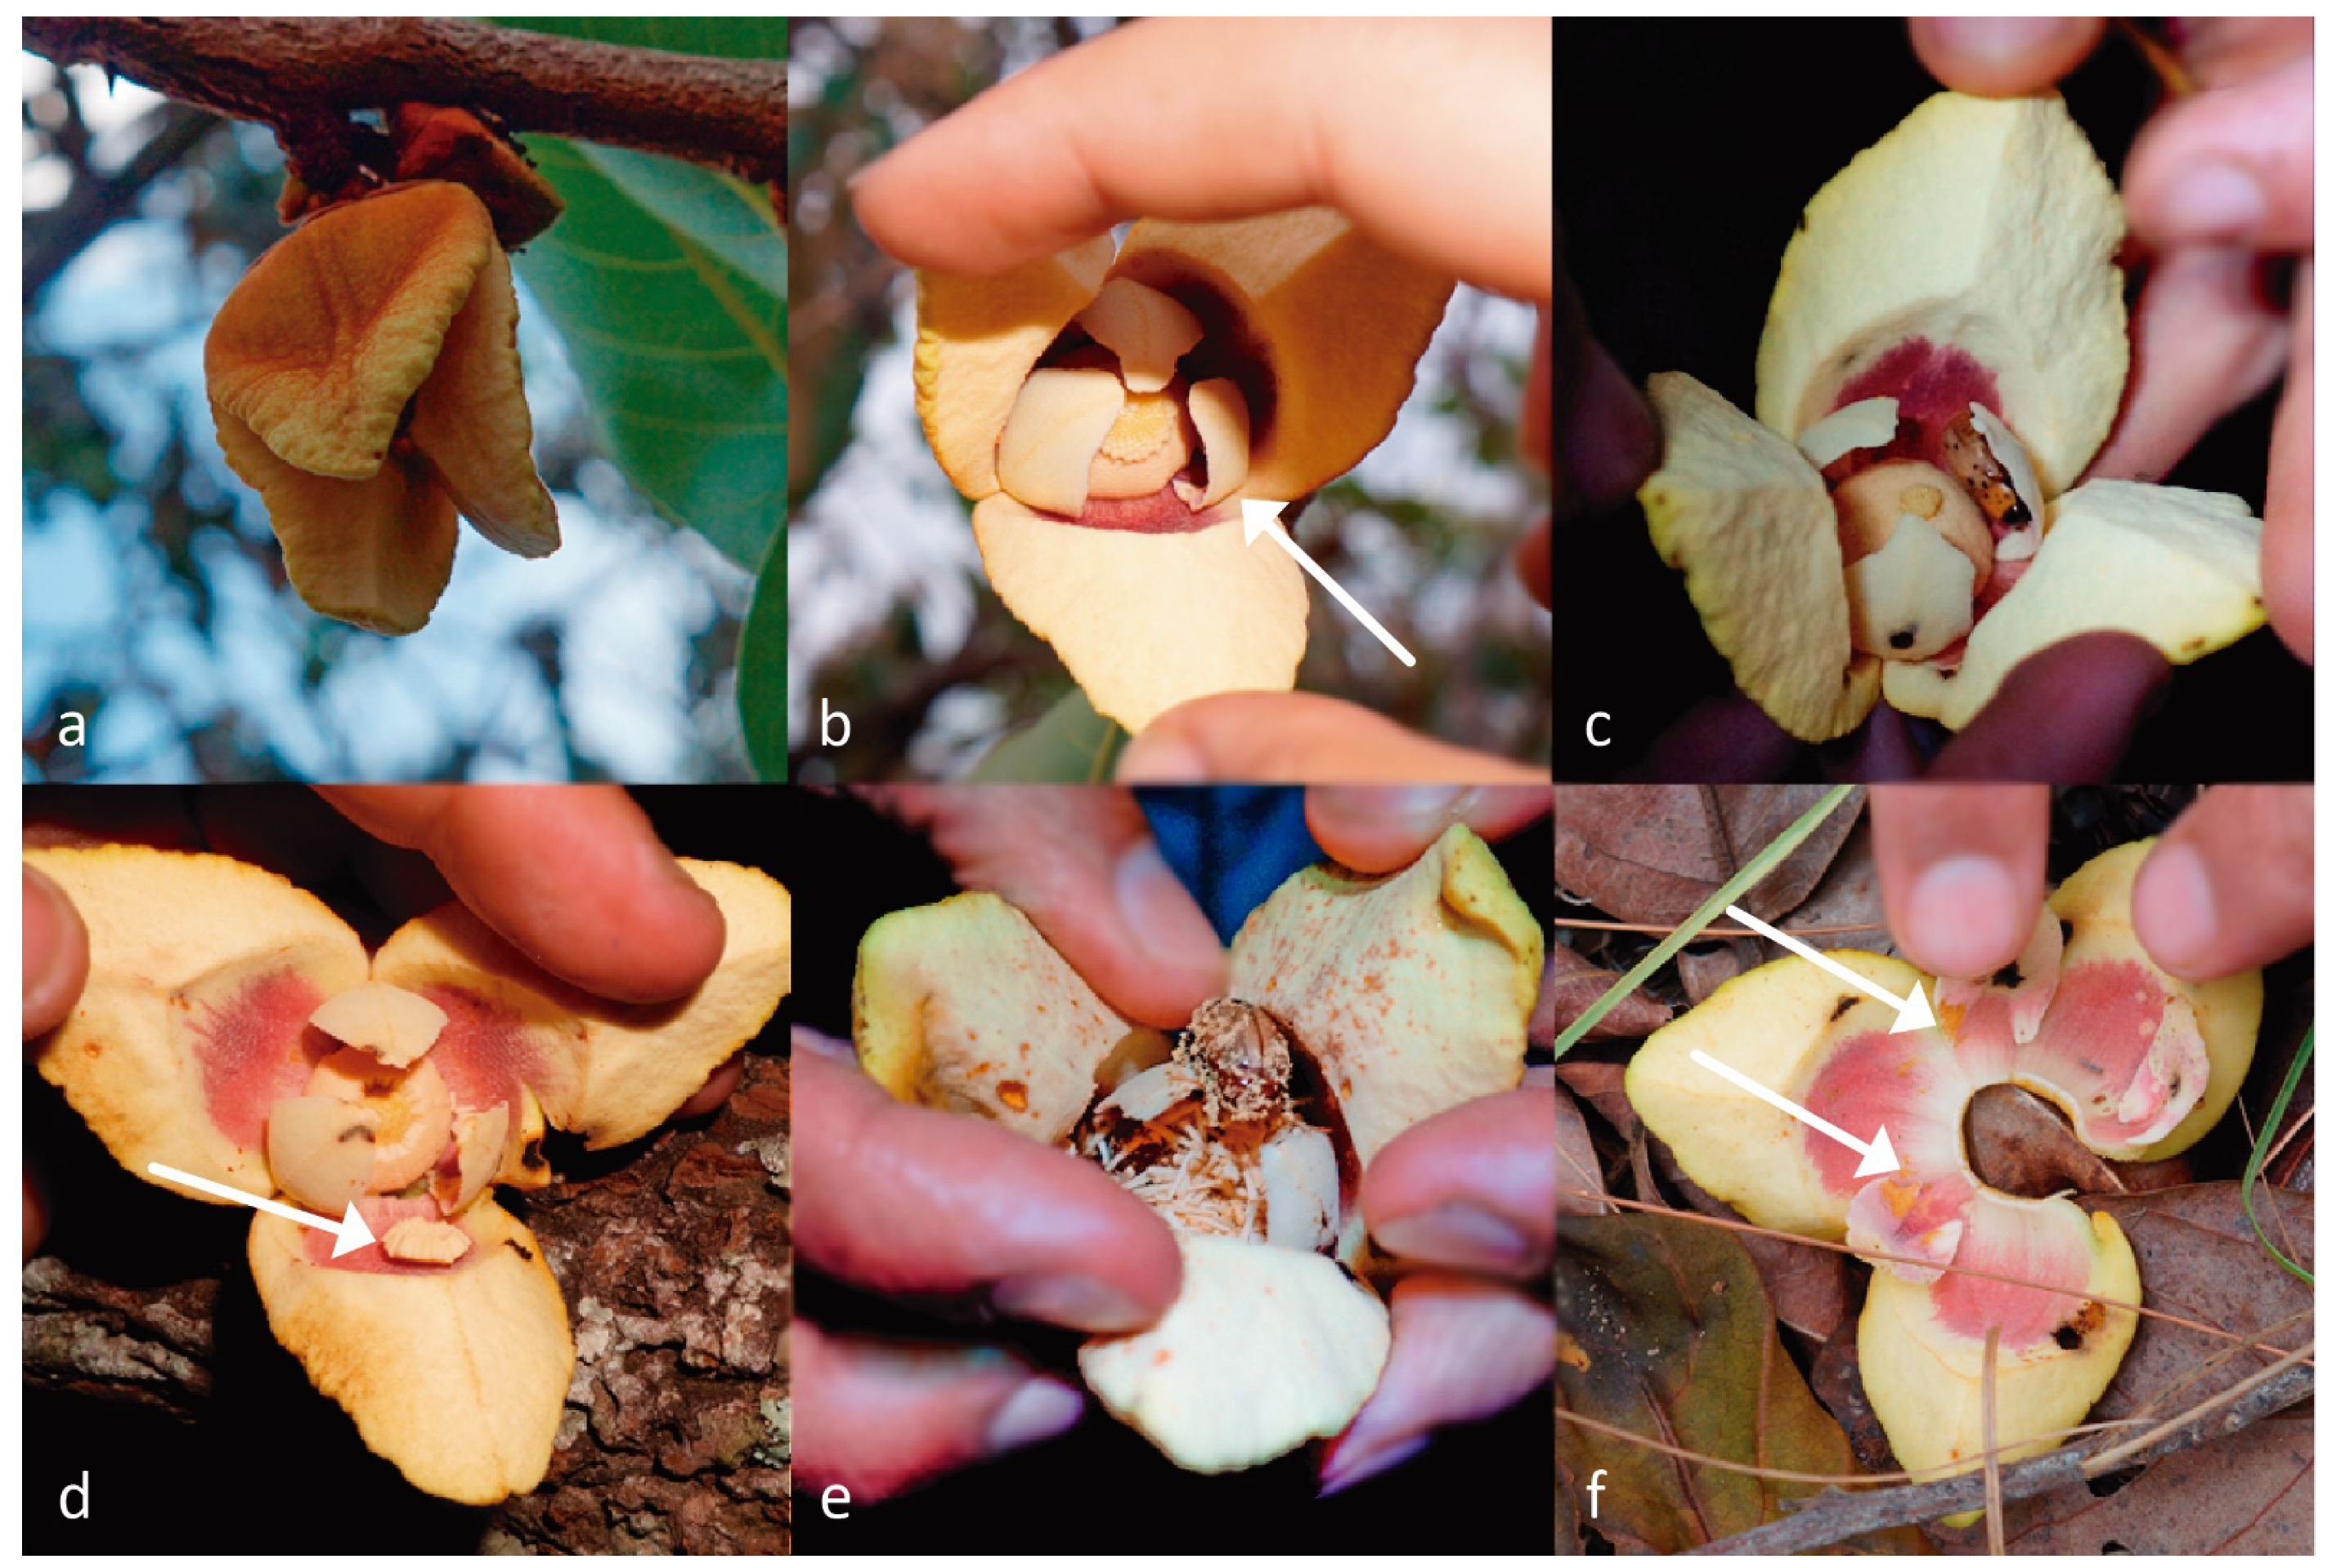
302, 1195, 485, 1275
1835, 337, 2004, 457
192, 970, 337, 1150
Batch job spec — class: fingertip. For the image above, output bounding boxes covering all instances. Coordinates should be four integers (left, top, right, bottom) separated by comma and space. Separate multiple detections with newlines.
1106, 838, 1230, 1023
2130, 839, 2219, 975
1908, 16, 2105, 97
1932, 634, 2167, 782
1870, 783, 2051, 979
1305, 785, 1548, 874
1900, 853, 2028, 978
23, 864, 88, 1042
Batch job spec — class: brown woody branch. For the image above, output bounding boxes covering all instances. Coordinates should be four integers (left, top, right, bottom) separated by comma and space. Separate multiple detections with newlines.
22, 17, 786, 187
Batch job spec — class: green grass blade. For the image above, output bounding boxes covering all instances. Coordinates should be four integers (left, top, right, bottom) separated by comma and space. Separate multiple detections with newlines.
2240, 1025, 2313, 1284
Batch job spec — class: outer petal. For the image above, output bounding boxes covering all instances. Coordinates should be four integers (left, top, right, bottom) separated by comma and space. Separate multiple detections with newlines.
2020, 841, 2262, 1161
853, 891, 1168, 1145
915, 236, 1117, 499
1639, 372, 1882, 743
249, 1198, 572, 1504
1225, 824, 1539, 1166
973, 493, 1307, 733
1112, 209, 1453, 500
26, 845, 370, 1198
407, 242, 558, 558
206, 181, 496, 480
372, 861, 790, 1150
1627, 950, 1940, 1239
1079, 1233, 1389, 1473
1923, 481, 2265, 729
1859, 1203, 2139, 1490
1757, 93, 2127, 494
213, 405, 460, 635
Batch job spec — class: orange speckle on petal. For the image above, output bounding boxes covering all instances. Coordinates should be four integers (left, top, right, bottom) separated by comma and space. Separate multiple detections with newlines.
998, 1079, 1029, 1112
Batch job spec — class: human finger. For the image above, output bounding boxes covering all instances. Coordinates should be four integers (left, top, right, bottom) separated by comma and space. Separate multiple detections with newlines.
2132, 785, 2313, 979
2122, 55, 2314, 253
1907, 17, 2106, 97
1869, 783, 2052, 979
1317, 1276, 1553, 1495
1928, 634, 2170, 782
1363, 1088, 1554, 1279
2086, 247, 2291, 484
857, 785, 1224, 1029
795, 1049, 1181, 1330
1305, 786, 1548, 875
854, 19, 1554, 302
2262, 262, 2312, 661
23, 864, 88, 1042
316, 786, 726, 1005
1119, 693, 1546, 786
793, 1318, 1087, 1503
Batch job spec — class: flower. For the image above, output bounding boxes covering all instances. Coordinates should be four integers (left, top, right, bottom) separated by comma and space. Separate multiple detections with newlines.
28, 844, 791, 1503
914, 211, 1455, 731
1638, 93, 2267, 742
1626, 841, 2261, 1515
851, 822, 1542, 1470
206, 180, 559, 635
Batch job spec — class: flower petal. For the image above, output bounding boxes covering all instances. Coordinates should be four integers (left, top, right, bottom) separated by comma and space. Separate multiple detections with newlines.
854, 891, 1165, 1145
408, 242, 558, 558
248, 1198, 572, 1504
1079, 1233, 1389, 1473
372, 861, 790, 1151
213, 405, 459, 635
915, 236, 1117, 500
1926, 481, 2265, 730
1639, 372, 1883, 742
1226, 824, 1538, 1166
1111, 209, 1451, 500
207, 181, 496, 480
1757, 93, 2127, 494
26, 845, 370, 1199
972, 493, 1306, 733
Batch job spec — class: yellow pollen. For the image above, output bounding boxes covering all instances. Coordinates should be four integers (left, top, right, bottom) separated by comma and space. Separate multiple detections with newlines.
1101, 389, 1178, 462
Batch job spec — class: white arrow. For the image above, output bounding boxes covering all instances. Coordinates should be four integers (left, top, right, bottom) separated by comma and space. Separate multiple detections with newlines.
1688, 1051, 1901, 1178
1242, 499, 1415, 667
148, 1163, 376, 1257
1724, 904, 1936, 1034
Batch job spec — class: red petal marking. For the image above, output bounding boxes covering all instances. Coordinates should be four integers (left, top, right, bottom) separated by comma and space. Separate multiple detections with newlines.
1070, 484, 1231, 535
1801, 1027, 1965, 1196
419, 983, 560, 1118
1835, 338, 2004, 463
189, 969, 336, 1150
2016, 958, 2194, 1145
301, 1194, 484, 1275
1928, 1194, 2098, 1350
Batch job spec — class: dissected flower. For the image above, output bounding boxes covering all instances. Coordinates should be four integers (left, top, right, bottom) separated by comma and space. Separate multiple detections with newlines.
915, 211, 1455, 730
27, 844, 792, 1503
1639, 92, 2266, 741
1626, 842, 2262, 1516
207, 178, 560, 635
852, 823, 1542, 1470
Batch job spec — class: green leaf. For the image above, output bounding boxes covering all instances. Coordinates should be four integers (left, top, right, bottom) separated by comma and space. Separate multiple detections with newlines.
493, 19, 787, 569
738, 531, 787, 781
966, 691, 1129, 782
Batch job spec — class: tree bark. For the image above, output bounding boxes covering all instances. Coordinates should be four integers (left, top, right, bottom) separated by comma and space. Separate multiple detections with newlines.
24, 1052, 792, 1554
23, 18, 785, 186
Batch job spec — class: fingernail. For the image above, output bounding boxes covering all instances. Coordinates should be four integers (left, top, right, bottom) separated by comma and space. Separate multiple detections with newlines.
2155, 163, 2267, 243
1319, 1432, 1428, 1497
1903, 854, 2024, 978
1316, 786, 1470, 843
1371, 1202, 1532, 1273
1926, 16, 2070, 61
982, 1376, 1085, 1456
1114, 735, 1210, 783
991, 1272, 1155, 1333
2135, 842, 2218, 973
1112, 840, 1225, 975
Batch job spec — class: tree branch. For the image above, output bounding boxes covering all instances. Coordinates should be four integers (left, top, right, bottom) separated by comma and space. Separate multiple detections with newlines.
21, 18, 785, 186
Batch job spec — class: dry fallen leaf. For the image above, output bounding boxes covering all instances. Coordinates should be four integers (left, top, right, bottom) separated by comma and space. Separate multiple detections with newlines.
1543, 944, 1675, 1042
1555, 785, 1864, 924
